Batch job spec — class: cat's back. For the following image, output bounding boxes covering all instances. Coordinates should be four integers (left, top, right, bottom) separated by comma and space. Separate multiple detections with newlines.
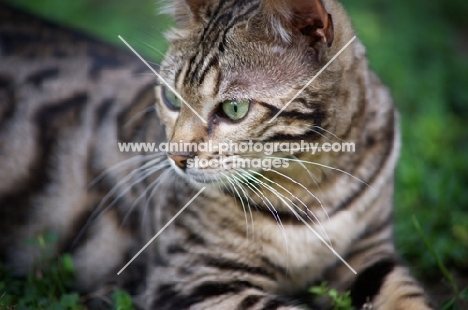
0, 2, 158, 291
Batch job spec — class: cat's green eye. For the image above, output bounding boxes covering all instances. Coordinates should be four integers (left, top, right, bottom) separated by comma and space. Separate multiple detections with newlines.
162, 86, 182, 110
221, 99, 250, 121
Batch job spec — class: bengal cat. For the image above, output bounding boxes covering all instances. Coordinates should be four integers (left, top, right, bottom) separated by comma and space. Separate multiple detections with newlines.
0, 0, 434, 309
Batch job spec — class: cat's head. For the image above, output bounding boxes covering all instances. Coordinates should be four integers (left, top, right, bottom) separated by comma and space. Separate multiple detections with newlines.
155, 0, 359, 187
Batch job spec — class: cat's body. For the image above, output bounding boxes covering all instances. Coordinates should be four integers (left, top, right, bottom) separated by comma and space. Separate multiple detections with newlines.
1, 1, 434, 309
0, 2, 160, 293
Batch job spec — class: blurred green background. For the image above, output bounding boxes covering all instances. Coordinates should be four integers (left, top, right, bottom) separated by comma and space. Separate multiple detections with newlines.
4, 0, 468, 301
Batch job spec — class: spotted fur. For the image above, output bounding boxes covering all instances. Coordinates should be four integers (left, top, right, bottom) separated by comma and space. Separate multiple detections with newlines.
0, 2, 161, 296
0, 1, 434, 309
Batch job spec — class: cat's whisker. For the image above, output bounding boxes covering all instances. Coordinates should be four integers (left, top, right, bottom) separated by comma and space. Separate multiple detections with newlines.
141, 42, 166, 59
121, 164, 171, 227
148, 21, 169, 33
221, 174, 244, 231
145, 168, 175, 233
137, 20, 171, 40
230, 174, 256, 238
225, 154, 359, 225
220, 174, 237, 199
234, 179, 256, 240
236, 170, 281, 219
230, 172, 261, 212
262, 167, 327, 219
261, 168, 331, 243
110, 160, 170, 206
290, 154, 321, 190
87, 153, 162, 190
111, 160, 169, 228
248, 170, 331, 245
73, 157, 167, 247
215, 174, 226, 194
86, 167, 148, 225
233, 170, 288, 238
266, 156, 373, 189
99, 160, 167, 213
123, 106, 156, 128
142, 167, 175, 230
309, 129, 333, 141
237, 170, 289, 246
221, 173, 255, 237
243, 169, 322, 249
245, 169, 335, 270
221, 172, 251, 239
289, 154, 329, 221
234, 173, 264, 208
232, 175, 255, 236
221, 172, 254, 238
313, 125, 345, 142
239, 170, 313, 269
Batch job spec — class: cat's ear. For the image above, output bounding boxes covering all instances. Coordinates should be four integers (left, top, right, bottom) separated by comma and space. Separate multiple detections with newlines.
257, 0, 334, 47
183, 0, 206, 21
166, 0, 207, 26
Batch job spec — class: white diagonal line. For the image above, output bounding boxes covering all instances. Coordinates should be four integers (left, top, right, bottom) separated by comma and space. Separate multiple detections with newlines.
296, 212, 357, 274
118, 35, 207, 124
268, 36, 357, 123
117, 187, 206, 275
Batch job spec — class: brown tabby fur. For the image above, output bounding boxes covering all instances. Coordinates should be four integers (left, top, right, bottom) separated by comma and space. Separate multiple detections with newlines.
0, 0, 434, 309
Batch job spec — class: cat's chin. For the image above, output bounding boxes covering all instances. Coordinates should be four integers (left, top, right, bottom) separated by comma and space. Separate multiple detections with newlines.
171, 165, 251, 189
168, 157, 267, 189
169, 160, 223, 185
186, 173, 219, 184
173, 170, 229, 196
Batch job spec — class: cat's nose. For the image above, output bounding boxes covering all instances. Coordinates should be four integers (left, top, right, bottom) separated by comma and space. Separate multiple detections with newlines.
168, 152, 190, 169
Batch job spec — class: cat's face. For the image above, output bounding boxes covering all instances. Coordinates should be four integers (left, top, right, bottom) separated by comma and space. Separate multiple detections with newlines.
156, 0, 356, 186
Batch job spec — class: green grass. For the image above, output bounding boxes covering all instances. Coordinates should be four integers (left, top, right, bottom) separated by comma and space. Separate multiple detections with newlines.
341, 0, 468, 278
2, 0, 468, 308
308, 283, 355, 310
0, 233, 135, 310
413, 216, 468, 309
4, 0, 172, 63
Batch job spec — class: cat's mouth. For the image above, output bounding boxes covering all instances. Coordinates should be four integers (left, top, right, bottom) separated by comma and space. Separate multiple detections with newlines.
168, 156, 224, 184
168, 156, 261, 186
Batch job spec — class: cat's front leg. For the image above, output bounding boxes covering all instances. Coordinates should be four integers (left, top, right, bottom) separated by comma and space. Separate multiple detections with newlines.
350, 259, 434, 310
151, 292, 309, 310
147, 274, 312, 310
372, 266, 434, 310
153, 289, 309, 310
